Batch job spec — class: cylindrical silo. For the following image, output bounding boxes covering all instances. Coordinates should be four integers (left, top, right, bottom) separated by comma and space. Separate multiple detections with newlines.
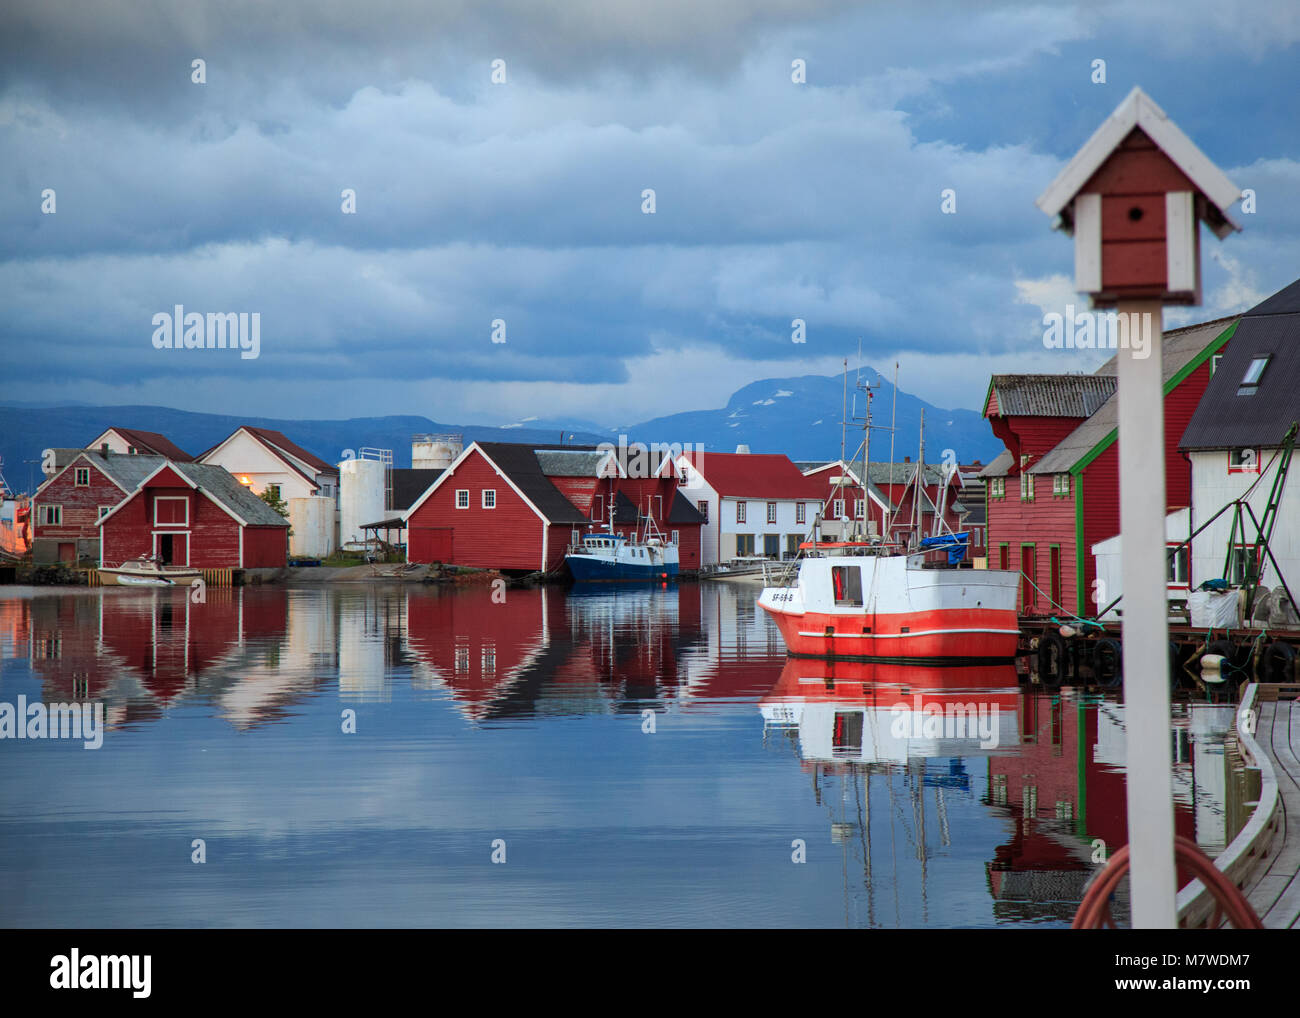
289, 496, 335, 558
339, 458, 386, 547
412, 434, 463, 471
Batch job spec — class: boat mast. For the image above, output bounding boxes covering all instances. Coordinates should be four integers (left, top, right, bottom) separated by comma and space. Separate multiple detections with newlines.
887, 362, 898, 545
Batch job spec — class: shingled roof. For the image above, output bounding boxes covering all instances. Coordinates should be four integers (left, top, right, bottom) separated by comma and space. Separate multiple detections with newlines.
986, 375, 1117, 418
1180, 280, 1300, 451
1034, 316, 1237, 473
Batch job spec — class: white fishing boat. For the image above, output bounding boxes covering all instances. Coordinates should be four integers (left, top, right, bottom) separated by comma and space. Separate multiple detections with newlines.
758, 362, 1021, 662
98, 556, 202, 587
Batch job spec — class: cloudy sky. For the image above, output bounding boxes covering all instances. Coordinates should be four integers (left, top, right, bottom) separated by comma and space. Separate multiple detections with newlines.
2, 0, 1298, 428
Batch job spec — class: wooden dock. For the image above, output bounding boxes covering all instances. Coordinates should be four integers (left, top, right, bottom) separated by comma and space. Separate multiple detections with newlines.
1240, 683, 1300, 928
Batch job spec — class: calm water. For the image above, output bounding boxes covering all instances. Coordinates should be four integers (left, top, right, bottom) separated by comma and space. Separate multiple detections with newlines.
0, 581, 1246, 928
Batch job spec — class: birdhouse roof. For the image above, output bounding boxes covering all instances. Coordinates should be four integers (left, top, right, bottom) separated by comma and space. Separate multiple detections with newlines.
1036, 87, 1241, 239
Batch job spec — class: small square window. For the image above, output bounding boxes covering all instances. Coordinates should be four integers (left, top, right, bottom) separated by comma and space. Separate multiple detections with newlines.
482, 489, 496, 509
455, 489, 469, 509
74, 467, 90, 486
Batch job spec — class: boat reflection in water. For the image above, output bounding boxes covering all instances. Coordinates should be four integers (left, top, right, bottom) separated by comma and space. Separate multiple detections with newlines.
759, 656, 1253, 925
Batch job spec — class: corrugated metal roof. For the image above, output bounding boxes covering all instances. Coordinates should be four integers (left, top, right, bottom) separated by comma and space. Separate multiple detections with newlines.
1035, 316, 1237, 473
987, 375, 1117, 417
1181, 281, 1300, 451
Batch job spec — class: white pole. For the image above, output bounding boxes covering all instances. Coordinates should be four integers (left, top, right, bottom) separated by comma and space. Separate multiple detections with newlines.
1115, 297, 1176, 928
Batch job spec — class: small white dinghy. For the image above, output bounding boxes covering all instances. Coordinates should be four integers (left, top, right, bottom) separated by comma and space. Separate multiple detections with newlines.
99, 556, 202, 587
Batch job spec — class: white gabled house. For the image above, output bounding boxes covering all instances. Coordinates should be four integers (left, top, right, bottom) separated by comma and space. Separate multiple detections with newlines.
198, 426, 340, 502
1179, 278, 1300, 613
673, 450, 827, 565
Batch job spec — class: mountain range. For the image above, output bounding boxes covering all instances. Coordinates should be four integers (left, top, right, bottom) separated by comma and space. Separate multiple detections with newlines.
0, 369, 999, 494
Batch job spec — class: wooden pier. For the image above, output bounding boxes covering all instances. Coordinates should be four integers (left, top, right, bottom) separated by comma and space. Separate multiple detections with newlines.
1238, 683, 1300, 928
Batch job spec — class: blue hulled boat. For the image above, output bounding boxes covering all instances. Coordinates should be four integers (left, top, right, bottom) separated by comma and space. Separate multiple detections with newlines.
565, 532, 679, 582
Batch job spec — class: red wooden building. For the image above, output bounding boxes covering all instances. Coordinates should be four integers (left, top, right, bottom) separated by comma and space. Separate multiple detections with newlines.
31, 451, 166, 564
981, 315, 1235, 615
403, 442, 704, 573
99, 461, 289, 569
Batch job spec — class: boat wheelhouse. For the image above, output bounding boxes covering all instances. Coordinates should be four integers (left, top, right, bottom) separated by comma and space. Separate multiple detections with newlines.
566, 531, 679, 582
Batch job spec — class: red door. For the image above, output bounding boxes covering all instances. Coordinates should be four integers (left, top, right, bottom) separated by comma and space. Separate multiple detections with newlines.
1020, 545, 1037, 612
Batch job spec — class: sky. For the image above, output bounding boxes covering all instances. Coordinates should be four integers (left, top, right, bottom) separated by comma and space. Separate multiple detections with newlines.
2, 0, 1298, 429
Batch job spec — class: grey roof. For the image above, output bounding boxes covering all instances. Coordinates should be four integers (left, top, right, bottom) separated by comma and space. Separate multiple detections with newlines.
979, 449, 1014, 478
89, 452, 168, 491
1181, 282, 1300, 451
667, 491, 707, 524
170, 462, 290, 526
797, 460, 895, 509
1034, 317, 1237, 473
987, 375, 1116, 417
534, 450, 609, 477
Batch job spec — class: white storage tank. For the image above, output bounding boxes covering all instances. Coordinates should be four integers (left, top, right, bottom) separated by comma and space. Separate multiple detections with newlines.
339, 457, 386, 548
289, 496, 335, 558
412, 433, 463, 471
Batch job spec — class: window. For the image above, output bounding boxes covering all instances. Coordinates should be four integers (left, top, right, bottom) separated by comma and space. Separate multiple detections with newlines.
786, 534, 801, 557
854, 498, 865, 520
1238, 355, 1270, 396
1227, 545, 1260, 587
1167, 544, 1190, 587
1019, 472, 1035, 502
763, 534, 780, 558
155, 497, 188, 526
991, 477, 1005, 499
796, 502, 807, 524
831, 565, 863, 606
698, 500, 708, 522
265, 484, 280, 501
74, 467, 90, 486
98, 506, 112, 520
671, 530, 679, 546
832, 499, 844, 519
1053, 473, 1070, 497
736, 501, 747, 524
735, 534, 755, 556
766, 501, 777, 524
455, 489, 469, 509
37, 505, 62, 526
1228, 448, 1260, 474
482, 489, 496, 509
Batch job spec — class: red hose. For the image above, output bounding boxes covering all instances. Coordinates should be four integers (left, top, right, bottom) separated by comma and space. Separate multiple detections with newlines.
1072, 836, 1263, 929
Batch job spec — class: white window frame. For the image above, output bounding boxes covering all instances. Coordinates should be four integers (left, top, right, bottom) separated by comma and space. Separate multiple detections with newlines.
854, 498, 865, 520
736, 501, 747, 524
796, 502, 807, 525
698, 500, 708, 522
455, 489, 470, 509
671, 530, 679, 546
74, 467, 91, 487
38, 504, 63, 526
154, 496, 189, 527
832, 498, 844, 520
151, 530, 190, 566
766, 501, 777, 524
482, 489, 497, 509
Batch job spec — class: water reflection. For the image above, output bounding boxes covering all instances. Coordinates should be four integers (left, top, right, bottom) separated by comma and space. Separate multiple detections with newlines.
0, 584, 1252, 928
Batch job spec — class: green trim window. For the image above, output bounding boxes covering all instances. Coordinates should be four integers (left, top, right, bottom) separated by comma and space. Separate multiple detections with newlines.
1052, 473, 1070, 497
990, 477, 1005, 499
1019, 472, 1035, 502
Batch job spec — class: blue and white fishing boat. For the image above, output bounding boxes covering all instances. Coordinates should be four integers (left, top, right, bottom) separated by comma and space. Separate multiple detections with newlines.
565, 505, 679, 582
